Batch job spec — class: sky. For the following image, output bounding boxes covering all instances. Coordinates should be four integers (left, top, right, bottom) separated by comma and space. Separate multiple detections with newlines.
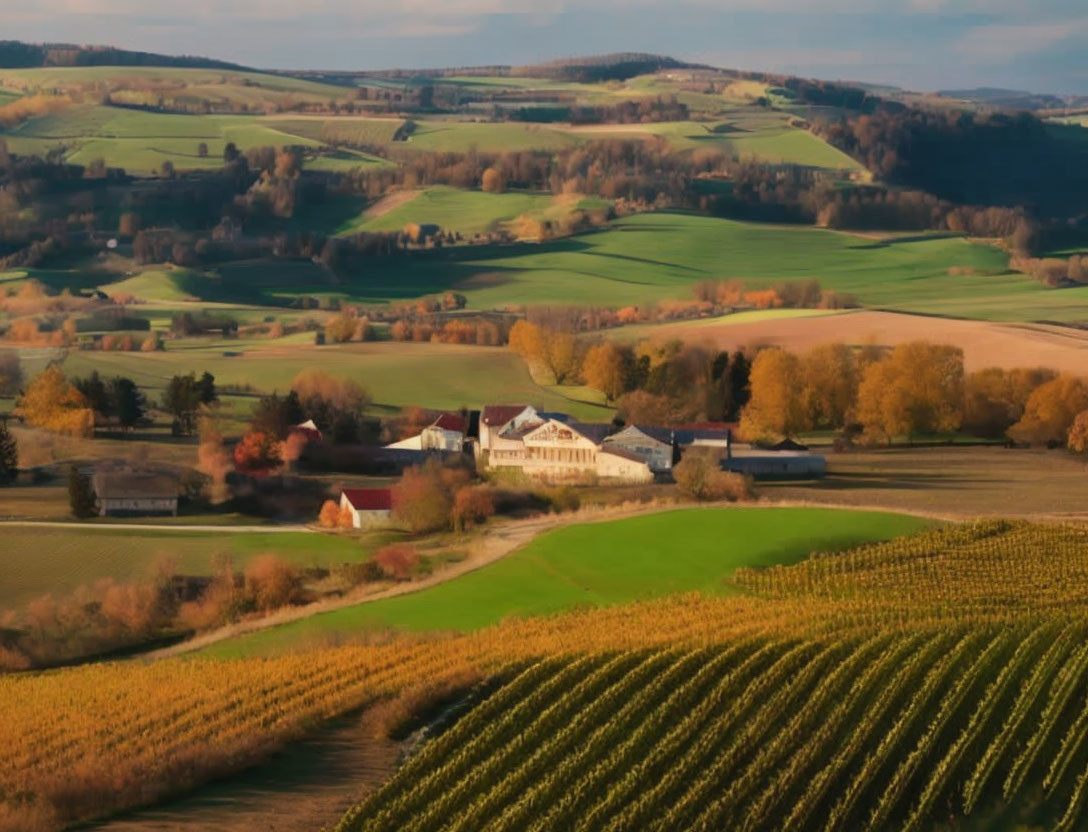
4, 0, 1087, 95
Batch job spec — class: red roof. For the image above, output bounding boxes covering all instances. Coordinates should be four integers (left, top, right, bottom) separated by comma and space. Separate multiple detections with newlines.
431, 412, 467, 433
341, 488, 392, 511
482, 404, 529, 426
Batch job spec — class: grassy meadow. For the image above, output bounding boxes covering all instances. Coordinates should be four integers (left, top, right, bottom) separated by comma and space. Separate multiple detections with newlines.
207, 507, 930, 657
0, 526, 375, 609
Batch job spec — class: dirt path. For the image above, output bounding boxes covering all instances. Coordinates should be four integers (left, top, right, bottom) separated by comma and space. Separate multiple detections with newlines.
88, 711, 399, 832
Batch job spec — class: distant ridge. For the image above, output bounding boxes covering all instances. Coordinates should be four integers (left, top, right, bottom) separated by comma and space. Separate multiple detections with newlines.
0, 40, 245, 71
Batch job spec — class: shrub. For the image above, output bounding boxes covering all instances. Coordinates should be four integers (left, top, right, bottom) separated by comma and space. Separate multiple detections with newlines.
318, 499, 341, 528
244, 555, 301, 612
374, 544, 419, 580
452, 486, 495, 533
674, 448, 754, 502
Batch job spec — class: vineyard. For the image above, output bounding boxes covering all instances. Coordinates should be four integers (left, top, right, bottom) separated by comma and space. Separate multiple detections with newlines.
7, 520, 1088, 830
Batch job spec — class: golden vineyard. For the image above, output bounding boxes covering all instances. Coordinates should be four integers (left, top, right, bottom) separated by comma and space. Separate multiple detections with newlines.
6, 520, 1088, 831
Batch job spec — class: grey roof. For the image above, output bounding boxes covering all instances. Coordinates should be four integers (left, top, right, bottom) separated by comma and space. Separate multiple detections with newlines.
94, 471, 179, 500
629, 424, 674, 444
568, 421, 613, 444
598, 445, 650, 464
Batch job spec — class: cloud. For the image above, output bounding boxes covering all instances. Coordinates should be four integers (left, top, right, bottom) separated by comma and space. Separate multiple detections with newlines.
959, 17, 1088, 61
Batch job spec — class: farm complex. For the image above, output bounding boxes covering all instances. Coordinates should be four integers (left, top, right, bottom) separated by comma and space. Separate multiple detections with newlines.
2, 30, 1088, 832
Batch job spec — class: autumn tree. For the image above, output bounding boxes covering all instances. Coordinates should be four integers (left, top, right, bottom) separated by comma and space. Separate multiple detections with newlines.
582, 342, 632, 402
0, 419, 16, 484
507, 320, 577, 384
244, 555, 300, 612
673, 447, 753, 502
196, 411, 232, 504
799, 343, 857, 430
963, 367, 1056, 438
15, 366, 94, 437
618, 390, 674, 426
233, 430, 282, 475
318, 499, 341, 528
481, 167, 504, 194
451, 486, 495, 533
856, 342, 964, 442
1008, 374, 1088, 446
391, 459, 465, 533
1068, 411, 1088, 454
739, 349, 806, 441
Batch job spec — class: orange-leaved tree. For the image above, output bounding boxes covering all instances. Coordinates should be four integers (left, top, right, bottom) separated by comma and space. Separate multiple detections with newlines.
15, 365, 94, 437
739, 348, 805, 441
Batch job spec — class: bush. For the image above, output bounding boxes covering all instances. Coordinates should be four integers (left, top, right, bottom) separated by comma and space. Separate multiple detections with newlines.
374, 544, 419, 580
244, 555, 302, 612
674, 448, 754, 502
452, 486, 495, 532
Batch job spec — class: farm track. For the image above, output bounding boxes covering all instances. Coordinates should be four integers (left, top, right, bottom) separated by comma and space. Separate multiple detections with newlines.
0, 520, 311, 532
88, 711, 401, 832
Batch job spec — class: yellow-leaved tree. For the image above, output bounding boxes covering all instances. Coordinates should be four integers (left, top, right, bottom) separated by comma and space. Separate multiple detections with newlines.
856, 341, 964, 443
1008, 374, 1088, 446
799, 342, 857, 430
15, 365, 94, 437
739, 348, 805, 441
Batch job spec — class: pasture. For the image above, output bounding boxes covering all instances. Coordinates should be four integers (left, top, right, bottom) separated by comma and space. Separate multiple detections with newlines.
208, 507, 929, 656
0, 526, 371, 609
336, 186, 556, 237
45, 340, 615, 420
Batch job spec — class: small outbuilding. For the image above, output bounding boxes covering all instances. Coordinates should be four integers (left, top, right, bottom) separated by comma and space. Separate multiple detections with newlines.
340, 487, 394, 529
596, 446, 654, 483
94, 470, 179, 517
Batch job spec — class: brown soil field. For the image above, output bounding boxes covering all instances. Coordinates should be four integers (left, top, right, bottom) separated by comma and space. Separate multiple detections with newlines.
362, 188, 421, 219
634, 310, 1088, 373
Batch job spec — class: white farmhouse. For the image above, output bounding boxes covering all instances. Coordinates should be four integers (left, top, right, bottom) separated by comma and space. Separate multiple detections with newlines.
479, 404, 539, 451
339, 487, 393, 528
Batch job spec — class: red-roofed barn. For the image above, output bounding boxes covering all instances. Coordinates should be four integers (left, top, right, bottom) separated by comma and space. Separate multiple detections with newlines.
340, 487, 393, 529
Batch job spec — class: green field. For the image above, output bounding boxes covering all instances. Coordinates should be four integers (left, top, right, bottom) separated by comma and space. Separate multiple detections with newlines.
208, 507, 929, 657
45, 339, 614, 420
2, 106, 389, 173
0, 526, 373, 609
404, 119, 582, 152
337, 186, 558, 237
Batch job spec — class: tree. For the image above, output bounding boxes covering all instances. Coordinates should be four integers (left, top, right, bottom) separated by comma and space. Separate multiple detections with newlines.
1068, 411, 1088, 454
481, 167, 504, 193
162, 373, 203, 436
392, 460, 455, 533
582, 342, 630, 402
74, 371, 112, 421
1008, 375, 1088, 446
111, 377, 146, 429
197, 371, 218, 405
799, 343, 857, 430
618, 390, 674, 426
68, 465, 97, 518
244, 555, 300, 612
963, 367, 1055, 438
0, 350, 23, 396
739, 349, 805, 441
317, 499, 341, 528
452, 486, 495, 533
673, 447, 752, 502
233, 431, 282, 475
15, 366, 94, 437
0, 419, 16, 485
856, 342, 964, 442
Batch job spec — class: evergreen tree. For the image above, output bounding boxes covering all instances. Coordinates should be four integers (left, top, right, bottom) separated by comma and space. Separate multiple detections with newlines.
111, 377, 147, 429
0, 419, 17, 485
68, 465, 97, 518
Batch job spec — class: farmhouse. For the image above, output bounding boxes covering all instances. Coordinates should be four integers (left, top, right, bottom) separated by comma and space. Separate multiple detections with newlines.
602, 425, 674, 473
479, 404, 539, 451
339, 487, 393, 529
93, 470, 179, 517
488, 417, 652, 482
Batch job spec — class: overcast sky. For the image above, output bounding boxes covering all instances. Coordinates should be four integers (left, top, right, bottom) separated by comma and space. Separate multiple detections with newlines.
5, 0, 1087, 94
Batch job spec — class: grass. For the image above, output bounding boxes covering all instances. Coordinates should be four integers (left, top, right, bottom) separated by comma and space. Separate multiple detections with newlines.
404, 120, 582, 152
48, 340, 615, 420
207, 507, 930, 656
2, 106, 388, 174
0, 527, 375, 609
336, 186, 558, 237
322, 212, 1047, 318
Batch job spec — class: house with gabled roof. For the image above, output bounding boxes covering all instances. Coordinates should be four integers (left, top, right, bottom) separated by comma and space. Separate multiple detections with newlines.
339, 487, 393, 528
603, 424, 674, 472
479, 404, 538, 451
